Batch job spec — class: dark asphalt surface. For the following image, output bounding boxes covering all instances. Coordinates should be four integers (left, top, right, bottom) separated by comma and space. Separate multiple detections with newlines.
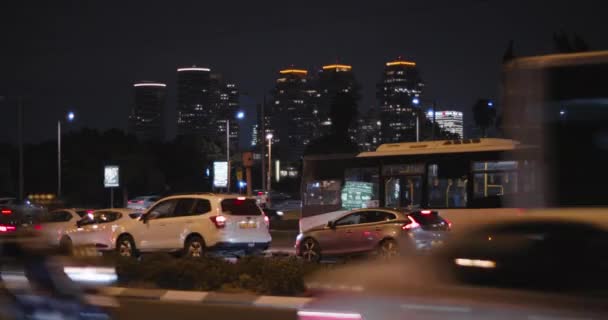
112, 297, 297, 320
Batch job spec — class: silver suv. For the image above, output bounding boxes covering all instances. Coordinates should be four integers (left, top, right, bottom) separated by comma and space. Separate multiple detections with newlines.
296, 208, 451, 262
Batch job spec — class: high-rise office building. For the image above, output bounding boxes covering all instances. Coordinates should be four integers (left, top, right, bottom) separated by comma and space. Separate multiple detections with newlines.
176, 66, 240, 150
349, 108, 381, 151
377, 59, 424, 143
427, 110, 464, 139
316, 64, 360, 136
176, 66, 212, 136
268, 68, 317, 161
129, 82, 167, 141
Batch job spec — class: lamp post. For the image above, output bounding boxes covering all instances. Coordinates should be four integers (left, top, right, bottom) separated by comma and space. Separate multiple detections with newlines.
412, 98, 436, 141
226, 111, 245, 192
266, 133, 273, 192
58, 111, 75, 198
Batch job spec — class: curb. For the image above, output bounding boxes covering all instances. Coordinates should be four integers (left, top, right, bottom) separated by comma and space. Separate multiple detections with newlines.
99, 287, 313, 309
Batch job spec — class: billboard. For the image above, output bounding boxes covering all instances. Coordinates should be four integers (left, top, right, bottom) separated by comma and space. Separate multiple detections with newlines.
213, 161, 228, 188
104, 165, 120, 188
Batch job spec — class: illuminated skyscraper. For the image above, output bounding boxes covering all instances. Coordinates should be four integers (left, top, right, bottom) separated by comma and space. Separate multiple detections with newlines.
176, 66, 212, 136
268, 68, 317, 161
377, 59, 424, 143
316, 64, 360, 136
129, 82, 167, 141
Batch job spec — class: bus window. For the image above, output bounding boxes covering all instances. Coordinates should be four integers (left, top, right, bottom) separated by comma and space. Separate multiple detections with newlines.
472, 161, 519, 207
342, 167, 380, 209
304, 180, 342, 206
428, 164, 467, 208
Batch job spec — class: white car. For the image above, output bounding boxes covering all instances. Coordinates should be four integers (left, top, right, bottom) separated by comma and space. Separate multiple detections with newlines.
40, 208, 93, 247
113, 194, 272, 258
62, 208, 142, 252
126, 195, 160, 211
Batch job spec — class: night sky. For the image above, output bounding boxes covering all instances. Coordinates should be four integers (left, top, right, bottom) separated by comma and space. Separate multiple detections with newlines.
1, 0, 606, 146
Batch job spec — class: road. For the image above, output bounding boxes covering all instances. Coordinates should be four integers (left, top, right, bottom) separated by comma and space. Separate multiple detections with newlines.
112, 297, 297, 320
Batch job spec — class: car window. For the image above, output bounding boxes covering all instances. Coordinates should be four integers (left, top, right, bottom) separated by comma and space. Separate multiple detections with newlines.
335, 213, 362, 226
46, 210, 72, 222
360, 211, 395, 223
149, 196, 160, 202
147, 200, 177, 219
94, 211, 122, 223
221, 198, 261, 216
75, 210, 90, 218
173, 198, 196, 217
194, 199, 212, 214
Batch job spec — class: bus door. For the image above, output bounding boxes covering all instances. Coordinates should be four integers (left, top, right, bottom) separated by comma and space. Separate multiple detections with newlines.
383, 175, 423, 208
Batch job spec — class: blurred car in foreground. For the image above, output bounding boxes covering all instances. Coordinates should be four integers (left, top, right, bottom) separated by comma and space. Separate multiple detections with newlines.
300, 218, 608, 320
126, 195, 160, 211
296, 209, 450, 262
435, 219, 608, 291
0, 232, 115, 319
39, 208, 93, 247
61, 208, 141, 254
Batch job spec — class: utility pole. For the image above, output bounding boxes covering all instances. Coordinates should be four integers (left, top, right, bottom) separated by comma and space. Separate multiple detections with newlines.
260, 96, 266, 191
226, 119, 230, 193
57, 120, 61, 197
17, 97, 24, 201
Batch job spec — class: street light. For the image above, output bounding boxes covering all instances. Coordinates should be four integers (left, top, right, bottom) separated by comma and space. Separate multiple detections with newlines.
412, 97, 437, 141
266, 133, 273, 192
58, 111, 75, 198
226, 110, 245, 192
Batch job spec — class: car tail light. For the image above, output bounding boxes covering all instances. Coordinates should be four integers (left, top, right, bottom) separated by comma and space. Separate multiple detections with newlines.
257, 191, 264, 196
445, 218, 452, 230
1, 209, 12, 215
297, 311, 363, 320
0, 224, 16, 233
137, 200, 144, 204
402, 216, 420, 230
263, 215, 269, 227
210, 215, 227, 228
128, 200, 133, 204
34, 225, 42, 230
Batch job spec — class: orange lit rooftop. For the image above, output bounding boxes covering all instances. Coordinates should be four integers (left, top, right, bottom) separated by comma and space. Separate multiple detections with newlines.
279, 69, 308, 75
322, 64, 352, 70
386, 60, 416, 67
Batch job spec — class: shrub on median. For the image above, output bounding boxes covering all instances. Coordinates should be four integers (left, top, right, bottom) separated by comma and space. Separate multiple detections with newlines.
114, 254, 318, 296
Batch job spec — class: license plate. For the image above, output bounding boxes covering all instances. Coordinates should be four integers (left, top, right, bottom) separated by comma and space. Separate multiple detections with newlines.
239, 222, 257, 229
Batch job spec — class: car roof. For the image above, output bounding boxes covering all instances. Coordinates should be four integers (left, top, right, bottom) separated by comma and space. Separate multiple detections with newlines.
160, 194, 254, 202
93, 208, 136, 214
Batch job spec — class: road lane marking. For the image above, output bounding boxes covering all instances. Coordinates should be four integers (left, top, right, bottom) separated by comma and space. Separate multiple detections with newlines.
161, 290, 209, 302
254, 296, 314, 309
401, 303, 471, 313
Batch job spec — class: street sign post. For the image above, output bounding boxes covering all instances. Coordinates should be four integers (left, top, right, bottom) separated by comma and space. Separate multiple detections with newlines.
104, 165, 119, 208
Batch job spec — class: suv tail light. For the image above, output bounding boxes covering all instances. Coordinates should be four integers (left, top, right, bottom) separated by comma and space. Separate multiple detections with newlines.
210, 215, 227, 228
263, 215, 269, 227
0, 224, 16, 233
1, 208, 12, 215
402, 216, 420, 230
445, 218, 452, 230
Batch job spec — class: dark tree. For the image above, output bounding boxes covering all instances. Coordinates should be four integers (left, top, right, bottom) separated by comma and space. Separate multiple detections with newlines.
502, 40, 516, 64
553, 31, 590, 53
304, 92, 359, 155
472, 99, 497, 138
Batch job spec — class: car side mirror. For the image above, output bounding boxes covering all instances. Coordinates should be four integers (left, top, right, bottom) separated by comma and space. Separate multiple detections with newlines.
327, 220, 336, 229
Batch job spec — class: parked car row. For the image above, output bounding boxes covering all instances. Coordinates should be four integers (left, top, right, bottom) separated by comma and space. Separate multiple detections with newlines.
37, 193, 272, 258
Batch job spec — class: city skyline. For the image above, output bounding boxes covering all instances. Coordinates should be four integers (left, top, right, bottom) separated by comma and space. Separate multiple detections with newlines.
1, 1, 605, 145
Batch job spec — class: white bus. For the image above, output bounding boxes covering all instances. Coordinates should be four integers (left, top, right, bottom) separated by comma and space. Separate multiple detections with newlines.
301, 50, 608, 232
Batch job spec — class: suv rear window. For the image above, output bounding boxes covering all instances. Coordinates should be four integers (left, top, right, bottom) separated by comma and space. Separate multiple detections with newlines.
409, 212, 445, 226
221, 198, 261, 216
